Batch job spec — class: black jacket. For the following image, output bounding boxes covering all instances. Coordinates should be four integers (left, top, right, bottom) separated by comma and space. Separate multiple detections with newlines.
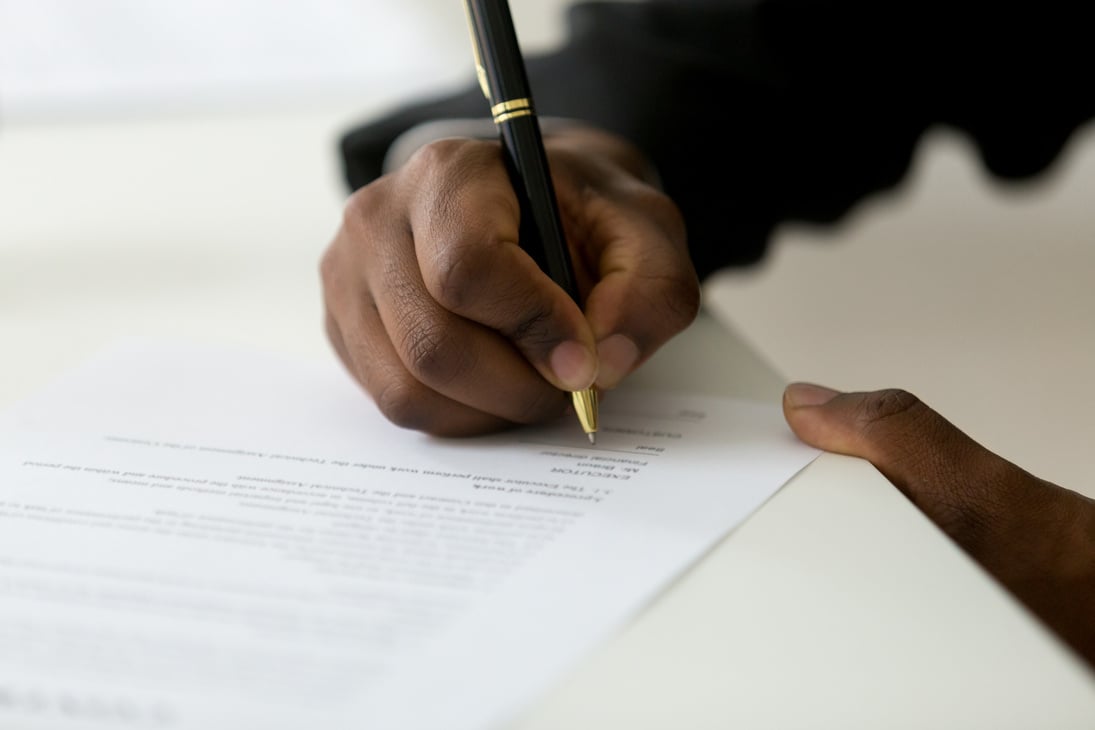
340, 0, 1094, 279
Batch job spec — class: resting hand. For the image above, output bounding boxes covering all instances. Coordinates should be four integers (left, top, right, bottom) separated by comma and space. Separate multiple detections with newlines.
783, 383, 1095, 667
321, 126, 699, 435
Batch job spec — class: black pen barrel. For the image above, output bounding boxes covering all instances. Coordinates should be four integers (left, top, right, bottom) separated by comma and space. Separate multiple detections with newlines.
464, 0, 598, 440
466, 0, 581, 302
466, 0, 531, 101
498, 116, 581, 301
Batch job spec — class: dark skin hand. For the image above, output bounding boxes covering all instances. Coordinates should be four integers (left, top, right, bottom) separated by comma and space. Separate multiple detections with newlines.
321, 126, 699, 436
322, 124, 1094, 669
784, 383, 1095, 668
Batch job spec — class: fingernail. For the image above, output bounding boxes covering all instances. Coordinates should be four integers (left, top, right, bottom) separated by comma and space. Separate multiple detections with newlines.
595, 334, 640, 390
550, 340, 597, 390
784, 382, 841, 408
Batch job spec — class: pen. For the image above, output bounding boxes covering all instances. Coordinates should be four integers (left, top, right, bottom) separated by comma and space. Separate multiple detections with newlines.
462, 0, 599, 444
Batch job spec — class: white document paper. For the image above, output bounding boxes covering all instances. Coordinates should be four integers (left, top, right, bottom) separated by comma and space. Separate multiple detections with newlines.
0, 341, 818, 729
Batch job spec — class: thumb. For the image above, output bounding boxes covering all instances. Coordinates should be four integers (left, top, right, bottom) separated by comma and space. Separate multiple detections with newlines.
783, 383, 1095, 667
781, 382, 1031, 549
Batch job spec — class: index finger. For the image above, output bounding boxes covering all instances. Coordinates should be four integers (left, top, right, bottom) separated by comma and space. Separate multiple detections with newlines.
578, 184, 701, 390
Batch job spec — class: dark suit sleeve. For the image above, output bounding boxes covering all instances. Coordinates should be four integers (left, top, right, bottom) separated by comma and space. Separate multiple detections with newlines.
340, 0, 1095, 280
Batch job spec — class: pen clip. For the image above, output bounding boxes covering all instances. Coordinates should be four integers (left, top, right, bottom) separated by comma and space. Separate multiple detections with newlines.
461, 0, 492, 102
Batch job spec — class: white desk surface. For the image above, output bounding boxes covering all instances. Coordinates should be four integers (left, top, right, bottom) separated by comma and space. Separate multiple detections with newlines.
3, 107, 1094, 729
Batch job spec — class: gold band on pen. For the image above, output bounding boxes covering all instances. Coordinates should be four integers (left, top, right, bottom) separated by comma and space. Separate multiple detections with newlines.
491, 98, 531, 115
493, 109, 533, 123
491, 98, 533, 124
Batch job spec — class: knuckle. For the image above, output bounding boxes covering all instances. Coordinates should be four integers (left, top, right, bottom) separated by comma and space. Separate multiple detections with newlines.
614, 183, 688, 249
397, 312, 469, 386
502, 303, 556, 350
339, 181, 404, 264
636, 264, 700, 333
406, 137, 465, 172
637, 186, 686, 233
659, 269, 701, 328
429, 236, 492, 312
342, 182, 385, 231
405, 138, 494, 184
854, 388, 924, 430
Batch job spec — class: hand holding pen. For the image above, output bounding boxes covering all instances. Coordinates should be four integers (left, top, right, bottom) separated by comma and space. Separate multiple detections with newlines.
462, 0, 605, 440
319, 19, 700, 438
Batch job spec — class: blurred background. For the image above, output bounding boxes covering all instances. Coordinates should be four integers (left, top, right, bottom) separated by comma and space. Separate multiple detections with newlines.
1, 0, 1093, 501
0, 0, 570, 120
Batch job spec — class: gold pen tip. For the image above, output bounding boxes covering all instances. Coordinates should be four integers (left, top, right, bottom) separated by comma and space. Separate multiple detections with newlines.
570, 388, 598, 445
